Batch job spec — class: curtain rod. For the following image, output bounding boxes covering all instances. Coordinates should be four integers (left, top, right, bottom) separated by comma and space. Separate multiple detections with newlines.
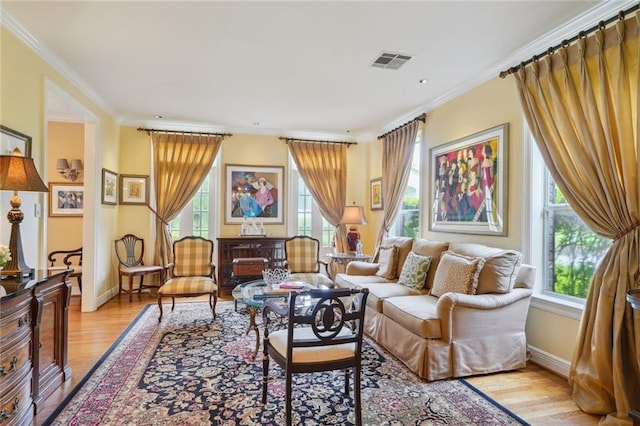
279, 137, 357, 146
499, 3, 640, 78
137, 127, 232, 137
377, 113, 426, 140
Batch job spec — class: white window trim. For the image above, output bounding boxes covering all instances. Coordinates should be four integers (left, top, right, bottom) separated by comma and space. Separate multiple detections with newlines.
523, 123, 584, 320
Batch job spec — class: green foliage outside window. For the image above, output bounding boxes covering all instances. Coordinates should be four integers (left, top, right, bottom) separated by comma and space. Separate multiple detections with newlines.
547, 179, 610, 299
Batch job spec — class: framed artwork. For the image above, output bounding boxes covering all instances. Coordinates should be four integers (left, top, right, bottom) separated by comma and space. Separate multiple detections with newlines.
1, 125, 32, 157
225, 164, 284, 224
49, 183, 84, 217
429, 123, 508, 235
101, 168, 118, 205
119, 174, 149, 205
370, 177, 382, 210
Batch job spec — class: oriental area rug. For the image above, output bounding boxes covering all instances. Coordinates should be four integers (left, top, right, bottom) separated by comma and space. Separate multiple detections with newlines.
45, 301, 529, 425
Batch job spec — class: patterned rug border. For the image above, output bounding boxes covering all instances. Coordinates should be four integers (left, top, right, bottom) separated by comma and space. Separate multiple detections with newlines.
44, 301, 530, 425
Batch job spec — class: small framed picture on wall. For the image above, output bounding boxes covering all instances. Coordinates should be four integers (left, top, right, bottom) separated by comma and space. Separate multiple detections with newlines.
119, 174, 149, 205
101, 168, 118, 205
370, 177, 382, 210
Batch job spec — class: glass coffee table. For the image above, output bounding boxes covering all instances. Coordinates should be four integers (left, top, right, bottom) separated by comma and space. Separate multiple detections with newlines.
232, 279, 319, 359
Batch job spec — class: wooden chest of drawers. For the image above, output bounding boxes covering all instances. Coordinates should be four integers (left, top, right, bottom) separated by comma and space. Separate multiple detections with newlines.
0, 289, 33, 425
0, 270, 71, 425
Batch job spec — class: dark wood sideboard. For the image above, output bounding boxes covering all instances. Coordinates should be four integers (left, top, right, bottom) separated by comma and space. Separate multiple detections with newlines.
0, 270, 71, 425
216, 236, 287, 296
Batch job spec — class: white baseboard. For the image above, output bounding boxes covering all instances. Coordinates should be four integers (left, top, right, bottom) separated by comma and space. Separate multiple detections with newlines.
527, 344, 571, 378
97, 287, 118, 308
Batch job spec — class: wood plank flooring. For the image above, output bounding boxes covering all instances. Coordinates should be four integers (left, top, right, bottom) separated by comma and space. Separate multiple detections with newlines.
35, 292, 601, 425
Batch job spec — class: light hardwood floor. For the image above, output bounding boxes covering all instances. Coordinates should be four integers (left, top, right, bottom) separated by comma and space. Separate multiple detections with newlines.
35, 292, 601, 425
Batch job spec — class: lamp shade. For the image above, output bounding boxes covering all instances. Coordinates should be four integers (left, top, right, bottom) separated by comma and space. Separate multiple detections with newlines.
340, 204, 368, 225
0, 153, 48, 192
56, 158, 69, 170
70, 159, 83, 170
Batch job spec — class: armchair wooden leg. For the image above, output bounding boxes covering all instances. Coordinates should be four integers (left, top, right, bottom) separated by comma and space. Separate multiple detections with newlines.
354, 366, 362, 426
138, 275, 144, 294
344, 368, 350, 396
286, 370, 293, 426
261, 329, 270, 404
158, 297, 163, 322
77, 276, 82, 294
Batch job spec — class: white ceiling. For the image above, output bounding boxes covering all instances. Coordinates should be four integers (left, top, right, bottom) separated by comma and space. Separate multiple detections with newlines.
1, 1, 633, 141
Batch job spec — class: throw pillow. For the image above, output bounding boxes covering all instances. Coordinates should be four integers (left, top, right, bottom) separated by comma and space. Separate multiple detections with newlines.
397, 252, 432, 289
431, 251, 486, 297
375, 245, 399, 280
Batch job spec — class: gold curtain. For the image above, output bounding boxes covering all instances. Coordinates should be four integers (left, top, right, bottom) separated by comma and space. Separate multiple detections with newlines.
514, 17, 640, 424
288, 141, 349, 251
374, 120, 420, 252
151, 132, 223, 266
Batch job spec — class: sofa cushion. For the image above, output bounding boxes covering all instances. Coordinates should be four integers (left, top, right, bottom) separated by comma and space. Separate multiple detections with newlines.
357, 282, 426, 312
375, 245, 399, 280
334, 273, 393, 290
448, 243, 523, 294
431, 251, 485, 297
397, 252, 432, 289
382, 295, 441, 339
377, 237, 414, 278
410, 239, 450, 290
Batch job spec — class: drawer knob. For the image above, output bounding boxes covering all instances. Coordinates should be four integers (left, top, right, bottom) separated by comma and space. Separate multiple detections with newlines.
9, 356, 18, 371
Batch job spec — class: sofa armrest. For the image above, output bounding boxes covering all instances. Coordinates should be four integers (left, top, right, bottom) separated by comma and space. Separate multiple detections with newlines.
345, 261, 379, 276
435, 288, 533, 342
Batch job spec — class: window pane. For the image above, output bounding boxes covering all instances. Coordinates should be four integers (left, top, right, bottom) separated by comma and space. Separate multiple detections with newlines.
390, 135, 421, 237
544, 178, 610, 299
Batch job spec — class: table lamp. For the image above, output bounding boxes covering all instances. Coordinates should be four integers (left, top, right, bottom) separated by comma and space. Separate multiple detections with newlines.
0, 149, 48, 282
340, 202, 368, 255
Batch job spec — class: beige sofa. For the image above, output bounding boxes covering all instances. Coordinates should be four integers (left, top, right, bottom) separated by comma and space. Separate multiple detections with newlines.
334, 237, 535, 381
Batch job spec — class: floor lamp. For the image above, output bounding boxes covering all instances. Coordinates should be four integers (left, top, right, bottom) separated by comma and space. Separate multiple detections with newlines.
0, 149, 48, 283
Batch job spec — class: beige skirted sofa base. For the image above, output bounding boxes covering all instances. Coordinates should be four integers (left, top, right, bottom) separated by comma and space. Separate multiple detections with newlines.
334, 237, 536, 381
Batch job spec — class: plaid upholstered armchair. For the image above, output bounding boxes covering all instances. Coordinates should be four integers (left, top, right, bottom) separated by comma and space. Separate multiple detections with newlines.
284, 235, 334, 287
157, 236, 217, 321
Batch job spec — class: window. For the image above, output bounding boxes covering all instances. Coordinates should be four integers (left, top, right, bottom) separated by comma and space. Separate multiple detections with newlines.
389, 128, 422, 237
543, 173, 610, 300
528, 130, 609, 308
166, 156, 220, 240
289, 159, 333, 254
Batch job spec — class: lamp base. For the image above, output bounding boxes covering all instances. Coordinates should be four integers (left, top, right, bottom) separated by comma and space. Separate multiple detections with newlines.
346, 225, 360, 254
2, 204, 35, 283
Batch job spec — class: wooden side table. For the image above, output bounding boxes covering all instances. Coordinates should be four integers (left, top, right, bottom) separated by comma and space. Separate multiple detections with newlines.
627, 289, 640, 426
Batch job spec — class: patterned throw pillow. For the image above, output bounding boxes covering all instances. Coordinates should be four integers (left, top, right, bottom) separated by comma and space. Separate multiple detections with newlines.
375, 245, 399, 280
397, 252, 432, 289
431, 251, 486, 297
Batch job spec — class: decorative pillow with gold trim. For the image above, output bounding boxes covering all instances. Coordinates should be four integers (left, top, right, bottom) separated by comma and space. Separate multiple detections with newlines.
375, 245, 399, 280
431, 251, 485, 297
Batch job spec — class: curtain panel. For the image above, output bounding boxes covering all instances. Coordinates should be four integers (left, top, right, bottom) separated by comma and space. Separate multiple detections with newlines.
151, 132, 223, 266
288, 141, 349, 251
514, 17, 640, 424
374, 120, 420, 254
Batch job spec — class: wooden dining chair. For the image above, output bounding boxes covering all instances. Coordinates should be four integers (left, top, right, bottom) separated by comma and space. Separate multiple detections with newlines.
262, 287, 369, 426
115, 234, 164, 302
48, 247, 83, 293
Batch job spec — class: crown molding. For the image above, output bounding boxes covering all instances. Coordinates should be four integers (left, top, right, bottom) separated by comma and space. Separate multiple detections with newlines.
1, 7, 117, 119
380, 0, 638, 135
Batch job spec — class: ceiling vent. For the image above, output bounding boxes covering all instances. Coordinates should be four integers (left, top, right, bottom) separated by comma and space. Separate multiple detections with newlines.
371, 52, 412, 70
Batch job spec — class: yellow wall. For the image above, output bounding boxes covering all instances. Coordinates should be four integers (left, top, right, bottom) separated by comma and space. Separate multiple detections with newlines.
1, 27, 121, 309
46, 122, 84, 254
